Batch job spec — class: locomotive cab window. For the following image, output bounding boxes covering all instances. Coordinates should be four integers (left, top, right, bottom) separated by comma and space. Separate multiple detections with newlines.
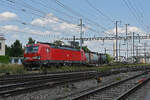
25, 46, 39, 53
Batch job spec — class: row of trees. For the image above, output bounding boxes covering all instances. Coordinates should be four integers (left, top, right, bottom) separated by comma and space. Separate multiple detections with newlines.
5, 37, 35, 57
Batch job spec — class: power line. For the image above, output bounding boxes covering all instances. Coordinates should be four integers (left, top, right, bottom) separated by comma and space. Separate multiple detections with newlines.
53, 0, 109, 31
0, 1, 70, 34
30, 0, 78, 23
85, 0, 113, 22
30, 0, 103, 34
131, 0, 144, 18
122, 0, 148, 33
3, 0, 104, 35
4, 0, 75, 24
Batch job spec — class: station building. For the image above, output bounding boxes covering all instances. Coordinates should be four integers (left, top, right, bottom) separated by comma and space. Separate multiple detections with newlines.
0, 35, 5, 56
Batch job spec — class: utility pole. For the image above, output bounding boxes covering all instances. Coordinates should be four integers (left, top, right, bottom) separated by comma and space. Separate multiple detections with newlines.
119, 42, 121, 61
104, 48, 106, 54
73, 36, 75, 48
136, 46, 138, 57
115, 21, 121, 62
125, 24, 129, 59
132, 32, 135, 57
144, 43, 146, 63
79, 19, 83, 50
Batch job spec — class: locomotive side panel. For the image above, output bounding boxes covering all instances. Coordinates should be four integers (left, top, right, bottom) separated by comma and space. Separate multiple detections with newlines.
50, 48, 82, 61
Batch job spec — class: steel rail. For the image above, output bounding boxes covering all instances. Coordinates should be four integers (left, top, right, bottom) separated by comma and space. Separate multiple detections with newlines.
116, 75, 150, 100
0, 71, 96, 85
62, 72, 147, 100
0, 75, 95, 97
0, 73, 96, 91
0, 69, 95, 79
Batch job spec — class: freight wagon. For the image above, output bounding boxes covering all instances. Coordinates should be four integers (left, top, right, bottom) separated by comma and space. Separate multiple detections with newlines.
85, 52, 107, 66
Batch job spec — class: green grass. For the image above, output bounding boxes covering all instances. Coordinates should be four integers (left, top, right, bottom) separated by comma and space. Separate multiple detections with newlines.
0, 64, 26, 76
115, 77, 121, 81
40, 66, 93, 72
39, 63, 150, 73
0, 63, 149, 75
0, 56, 9, 64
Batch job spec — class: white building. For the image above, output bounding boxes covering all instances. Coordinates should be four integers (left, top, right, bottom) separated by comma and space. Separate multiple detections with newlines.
0, 36, 5, 56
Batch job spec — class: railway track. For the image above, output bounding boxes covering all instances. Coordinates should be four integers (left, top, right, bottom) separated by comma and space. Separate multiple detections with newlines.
0, 65, 149, 85
57, 71, 150, 100
0, 70, 96, 85
0, 70, 97, 97
0, 66, 149, 98
116, 74, 150, 100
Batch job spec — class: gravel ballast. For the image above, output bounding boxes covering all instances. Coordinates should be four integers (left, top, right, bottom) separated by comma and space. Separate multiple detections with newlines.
1, 71, 144, 100
125, 78, 150, 100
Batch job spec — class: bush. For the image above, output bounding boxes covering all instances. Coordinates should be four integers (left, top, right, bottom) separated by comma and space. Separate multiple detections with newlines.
0, 64, 26, 75
0, 56, 9, 64
106, 54, 113, 64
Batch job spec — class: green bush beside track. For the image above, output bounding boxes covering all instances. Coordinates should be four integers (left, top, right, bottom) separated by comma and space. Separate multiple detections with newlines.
0, 56, 9, 64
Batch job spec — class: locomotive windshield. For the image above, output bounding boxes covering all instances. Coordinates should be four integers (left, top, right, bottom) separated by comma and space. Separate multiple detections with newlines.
25, 46, 39, 53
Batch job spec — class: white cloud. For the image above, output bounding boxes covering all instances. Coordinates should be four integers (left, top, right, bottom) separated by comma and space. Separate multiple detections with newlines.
0, 25, 60, 36
84, 40, 113, 53
106, 26, 146, 35
2, 25, 19, 31
31, 13, 79, 34
0, 12, 18, 21
12, 34, 19, 39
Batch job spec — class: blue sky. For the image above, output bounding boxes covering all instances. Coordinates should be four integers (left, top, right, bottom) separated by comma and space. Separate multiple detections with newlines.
0, 0, 149, 56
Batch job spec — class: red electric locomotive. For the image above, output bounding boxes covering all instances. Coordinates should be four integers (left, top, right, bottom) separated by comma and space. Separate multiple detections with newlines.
23, 42, 86, 69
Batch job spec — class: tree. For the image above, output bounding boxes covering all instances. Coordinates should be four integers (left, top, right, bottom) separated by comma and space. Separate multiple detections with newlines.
5, 45, 11, 56
76, 46, 91, 52
10, 40, 23, 57
27, 37, 35, 45
81, 46, 91, 52
106, 54, 113, 63
53, 40, 64, 46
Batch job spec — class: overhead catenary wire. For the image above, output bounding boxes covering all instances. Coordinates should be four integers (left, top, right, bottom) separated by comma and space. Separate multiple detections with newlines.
1, 0, 100, 43
29, 0, 105, 34
122, 0, 149, 33
0, 1, 70, 34
131, 0, 150, 32
122, 0, 143, 27
53, 0, 109, 31
3, 0, 104, 35
30, 0, 78, 22
2, 0, 78, 35
4, 0, 75, 24
85, 0, 113, 22
84, 0, 116, 37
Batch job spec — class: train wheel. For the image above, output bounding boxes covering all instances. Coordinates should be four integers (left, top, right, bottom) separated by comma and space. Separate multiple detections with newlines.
24, 66, 32, 71
40, 66, 47, 73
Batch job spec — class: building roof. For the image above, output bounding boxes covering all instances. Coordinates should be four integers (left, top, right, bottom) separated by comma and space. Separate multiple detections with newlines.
0, 36, 5, 40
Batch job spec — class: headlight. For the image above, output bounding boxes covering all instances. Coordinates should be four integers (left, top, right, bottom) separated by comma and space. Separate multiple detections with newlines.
32, 56, 40, 59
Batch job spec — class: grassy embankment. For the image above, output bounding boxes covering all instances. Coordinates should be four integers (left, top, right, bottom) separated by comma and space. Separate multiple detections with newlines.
40, 63, 150, 72
0, 56, 26, 76
0, 64, 26, 76
0, 62, 150, 75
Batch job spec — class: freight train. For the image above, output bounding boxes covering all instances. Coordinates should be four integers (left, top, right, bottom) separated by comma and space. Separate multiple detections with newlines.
23, 42, 107, 69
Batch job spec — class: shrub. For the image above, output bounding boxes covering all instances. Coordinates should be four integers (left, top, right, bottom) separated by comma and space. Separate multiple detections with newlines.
0, 56, 9, 64
0, 64, 26, 75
